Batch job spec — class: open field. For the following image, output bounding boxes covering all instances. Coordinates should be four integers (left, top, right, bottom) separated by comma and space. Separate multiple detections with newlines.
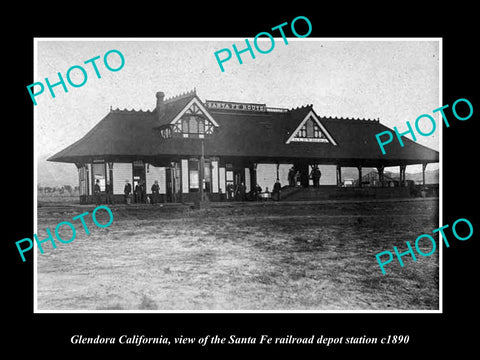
36, 198, 439, 311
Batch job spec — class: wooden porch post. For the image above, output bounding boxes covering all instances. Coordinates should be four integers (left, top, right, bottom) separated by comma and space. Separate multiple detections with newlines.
376, 165, 384, 187
357, 165, 362, 188
336, 165, 342, 186
422, 163, 428, 187
199, 140, 205, 201
250, 162, 258, 190
399, 164, 406, 187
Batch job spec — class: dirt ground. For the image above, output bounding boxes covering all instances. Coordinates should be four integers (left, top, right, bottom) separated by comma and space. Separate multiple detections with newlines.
36, 198, 439, 311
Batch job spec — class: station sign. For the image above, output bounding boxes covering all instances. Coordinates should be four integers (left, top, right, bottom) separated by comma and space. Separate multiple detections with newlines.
205, 100, 267, 112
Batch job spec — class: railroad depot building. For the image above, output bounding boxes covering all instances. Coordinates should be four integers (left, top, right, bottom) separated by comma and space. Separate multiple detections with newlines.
48, 89, 439, 203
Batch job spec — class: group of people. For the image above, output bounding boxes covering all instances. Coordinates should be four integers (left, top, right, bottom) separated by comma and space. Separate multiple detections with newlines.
287, 165, 322, 188
93, 166, 322, 205
224, 179, 283, 201
122, 180, 162, 205
94, 179, 113, 205
93, 179, 160, 205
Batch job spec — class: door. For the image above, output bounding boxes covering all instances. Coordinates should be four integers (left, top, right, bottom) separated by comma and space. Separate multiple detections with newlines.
132, 161, 146, 203
166, 167, 175, 202
293, 161, 309, 187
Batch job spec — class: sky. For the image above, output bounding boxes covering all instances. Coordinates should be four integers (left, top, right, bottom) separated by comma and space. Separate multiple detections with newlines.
35, 38, 440, 185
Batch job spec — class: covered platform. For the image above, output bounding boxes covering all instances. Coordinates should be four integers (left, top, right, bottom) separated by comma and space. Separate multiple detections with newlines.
48, 89, 439, 204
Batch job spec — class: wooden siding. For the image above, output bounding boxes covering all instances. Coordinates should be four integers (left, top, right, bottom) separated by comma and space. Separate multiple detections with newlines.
146, 164, 166, 194
278, 164, 292, 188
318, 165, 337, 185
219, 167, 226, 194
245, 167, 251, 192
256, 164, 277, 192
112, 163, 132, 194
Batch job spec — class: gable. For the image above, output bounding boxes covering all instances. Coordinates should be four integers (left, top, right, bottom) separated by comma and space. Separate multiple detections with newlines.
286, 110, 337, 145
169, 97, 219, 127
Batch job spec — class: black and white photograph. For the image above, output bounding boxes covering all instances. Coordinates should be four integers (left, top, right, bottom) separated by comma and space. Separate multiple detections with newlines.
34, 39, 440, 312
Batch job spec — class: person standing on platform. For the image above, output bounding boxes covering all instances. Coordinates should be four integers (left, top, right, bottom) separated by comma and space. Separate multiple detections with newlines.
124, 180, 132, 204
234, 183, 240, 201
134, 183, 140, 203
239, 182, 246, 201
94, 179, 101, 205
226, 183, 234, 201
288, 166, 295, 187
311, 165, 322, 188
254, 183, 262, 201
315, 166, 322, 187
151, 180, 160, 205
141, 181, 146, 203
105, 180, 113, 204
273, 179, 282, 201
295, 170, 301, 187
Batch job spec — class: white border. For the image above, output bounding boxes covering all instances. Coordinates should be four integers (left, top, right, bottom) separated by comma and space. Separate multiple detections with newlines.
33, 37, 442, 314
33, 38, 39, 312
438, 37, 443, 313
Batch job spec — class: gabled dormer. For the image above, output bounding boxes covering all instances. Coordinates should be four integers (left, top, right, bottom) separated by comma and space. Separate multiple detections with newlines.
155, 90, 218, 139
286, 107, 337, 145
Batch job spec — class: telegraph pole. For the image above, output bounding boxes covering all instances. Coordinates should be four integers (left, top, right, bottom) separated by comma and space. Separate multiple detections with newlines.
199, 139, 205, 202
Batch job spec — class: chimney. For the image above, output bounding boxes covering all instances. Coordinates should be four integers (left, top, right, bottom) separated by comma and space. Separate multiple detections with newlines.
155, 91, 165, 112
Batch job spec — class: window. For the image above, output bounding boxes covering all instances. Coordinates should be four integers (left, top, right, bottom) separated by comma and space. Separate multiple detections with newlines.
78, 166, 88, 196
289, 114, 333, 144
182, 118, 189, 133
299, 124, 307, 137
160, 127, 172, 139
187, 159, 213, 192
79, 166, 85, 181
189, 169, 199, 189
306, 118, 314, 137
198, 118, 205, 134
203, 162, 211, 192
92, 162, 106, 191
172, 100, 218, 138
189, 159, 199, 190
189, 116, 197, 133
296, 118, 326, 139
179, 115, 206, 138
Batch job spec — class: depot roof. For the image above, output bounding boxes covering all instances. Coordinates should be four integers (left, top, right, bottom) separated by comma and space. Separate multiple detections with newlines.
48, 90, 439, 167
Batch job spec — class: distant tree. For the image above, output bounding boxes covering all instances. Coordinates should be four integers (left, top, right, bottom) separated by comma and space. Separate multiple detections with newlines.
63, 185, 72, 193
